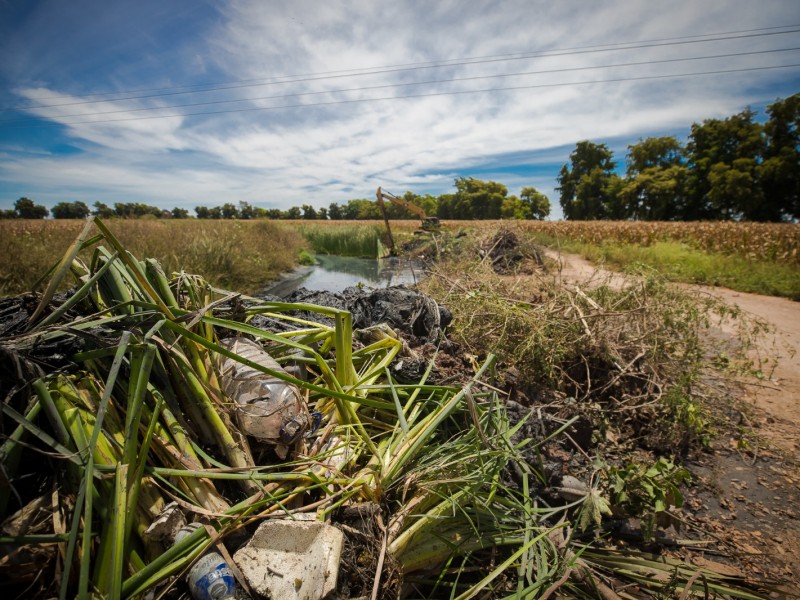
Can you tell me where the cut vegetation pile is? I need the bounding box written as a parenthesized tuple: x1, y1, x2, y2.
(0, 219, 782, 598)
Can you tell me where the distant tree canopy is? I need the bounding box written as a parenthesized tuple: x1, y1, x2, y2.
(558, 93, 799, 221)
(0, 197, 50, 219)
(52, 201, 91, 219)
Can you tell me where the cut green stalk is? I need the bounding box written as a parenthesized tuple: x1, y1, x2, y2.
(0, 399, 41, 515)
(28, 216, 96, 324)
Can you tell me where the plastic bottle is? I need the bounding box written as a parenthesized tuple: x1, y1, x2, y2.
(174, 524, 237, 600)
(216, 337, 308, 457)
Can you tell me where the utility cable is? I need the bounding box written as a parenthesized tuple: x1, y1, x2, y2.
(3, 46, 797, 124)
(2, 63, 796, 130)
(4, 26, 799, 111)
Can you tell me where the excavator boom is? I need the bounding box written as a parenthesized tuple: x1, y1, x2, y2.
(375, 187, 440, 231)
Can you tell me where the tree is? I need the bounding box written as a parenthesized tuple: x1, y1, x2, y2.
(685, 109, 764, 220)
(195, 206, 211, 219)
(519, 187, 551, 219)
(14, 197, 49, 219)
(622, 137, 688, 220)
(317, 207, 328, 220)
(557, 141, 618, 220)
(52, 201, 90, 219)
(285, 206, 301, 219)
(301, 204, 318, 220)
(328, 203, 343, 220)
(221, 203, 239, 219)
(452, 177, 507, 219)
(626, 136, 683, 174)
(239, 202, 257, 220)
(93, 202, 115, 218)
(758, 93, 800, 221)
(171, 207, 190, 219)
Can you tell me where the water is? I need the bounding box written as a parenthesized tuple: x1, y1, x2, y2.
(264, 254, 423, 296)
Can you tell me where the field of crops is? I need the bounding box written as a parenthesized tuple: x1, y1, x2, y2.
(510, 220, 800, 265)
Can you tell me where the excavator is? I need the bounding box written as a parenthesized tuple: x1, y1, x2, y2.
(376, 187, 441, 256)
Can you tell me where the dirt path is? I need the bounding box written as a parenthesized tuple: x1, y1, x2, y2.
(547, 250, 800, 454)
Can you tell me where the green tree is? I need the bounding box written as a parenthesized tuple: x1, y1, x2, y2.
(301, 204, 318, 220)
(221, 203, 239, 219)
(195, 206, 210, 219)
(328, 202, 343, 220)
(758, 93, 800, 221)
(622, 137, 688, 220)
(52, 201, 91, 219)
(685, 109, 764, 220)
(93, 202, 115, 218)
(285, 206, 302, 219)
(14, 197, 49, 219)
(452, 177, 507, 219)
(557, 141, 618, 220)
(238, 202, 257, 220)
(519, 187, 551, 219)
(171, 207, 190, 219)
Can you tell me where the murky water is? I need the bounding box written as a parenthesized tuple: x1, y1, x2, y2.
(264, 255, 424, 296)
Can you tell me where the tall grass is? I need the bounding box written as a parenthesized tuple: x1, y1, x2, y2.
(0, 219, 308, 296)
(297, 221, 383, 257)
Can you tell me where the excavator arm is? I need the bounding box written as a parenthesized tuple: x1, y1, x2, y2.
(376, 187, 440, 230)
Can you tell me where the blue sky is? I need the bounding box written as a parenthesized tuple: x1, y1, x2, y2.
(1, 0, 798, 219)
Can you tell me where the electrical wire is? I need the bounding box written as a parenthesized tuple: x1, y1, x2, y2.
(4, 25, 799, 111)
(3, 62, 796, 130)
(3, 46, 797, 124)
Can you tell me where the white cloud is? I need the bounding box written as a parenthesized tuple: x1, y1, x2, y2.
(1, 0, 798, 216)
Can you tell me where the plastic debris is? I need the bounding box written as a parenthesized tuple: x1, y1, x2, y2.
(216, 337, 308, 458)
(233, 519, 344, 600)
(174, 524, 237, 600)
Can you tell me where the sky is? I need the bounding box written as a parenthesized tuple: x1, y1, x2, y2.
(0, 0, 798, 219)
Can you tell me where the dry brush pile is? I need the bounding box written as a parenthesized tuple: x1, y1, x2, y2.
(0, 219, 778, 599)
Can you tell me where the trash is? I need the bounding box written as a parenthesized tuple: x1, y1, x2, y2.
(143, 502, 186, 545)
(216, 337, 308, 458)
(174, 524, 237, 600)
(233, 519, 344, 600)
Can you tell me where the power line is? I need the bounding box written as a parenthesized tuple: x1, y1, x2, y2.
(3, 63, 796, 130)
(5, 26, 800, 112)
(3, 47, 797, 124)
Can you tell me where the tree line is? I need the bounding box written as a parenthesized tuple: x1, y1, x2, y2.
(558, 93, 798, 221)
(1, 179, 551, 222)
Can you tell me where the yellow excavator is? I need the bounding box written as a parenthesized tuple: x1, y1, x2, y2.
(376, 187, 441, 255)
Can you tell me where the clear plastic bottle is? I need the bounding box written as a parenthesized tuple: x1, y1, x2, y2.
(174, 524, 237, 600)
(216, 337, 308, 457)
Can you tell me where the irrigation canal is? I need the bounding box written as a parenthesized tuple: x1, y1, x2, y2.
(263, 254, 424, 296)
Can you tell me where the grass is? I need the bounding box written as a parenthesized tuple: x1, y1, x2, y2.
(297, 221, 384, 258)
(0, 219, 308, 297)
(535, 234, 800, 299)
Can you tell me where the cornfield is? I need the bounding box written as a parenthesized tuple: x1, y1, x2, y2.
(512, 220, 800, 265)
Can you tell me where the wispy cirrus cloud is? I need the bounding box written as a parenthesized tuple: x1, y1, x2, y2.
(0, 0, 798, 217)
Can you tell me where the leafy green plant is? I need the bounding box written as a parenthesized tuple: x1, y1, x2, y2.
(601, 457, 691, 540)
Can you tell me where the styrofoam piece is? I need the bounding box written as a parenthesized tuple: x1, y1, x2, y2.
(233, 519, 344, 600)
